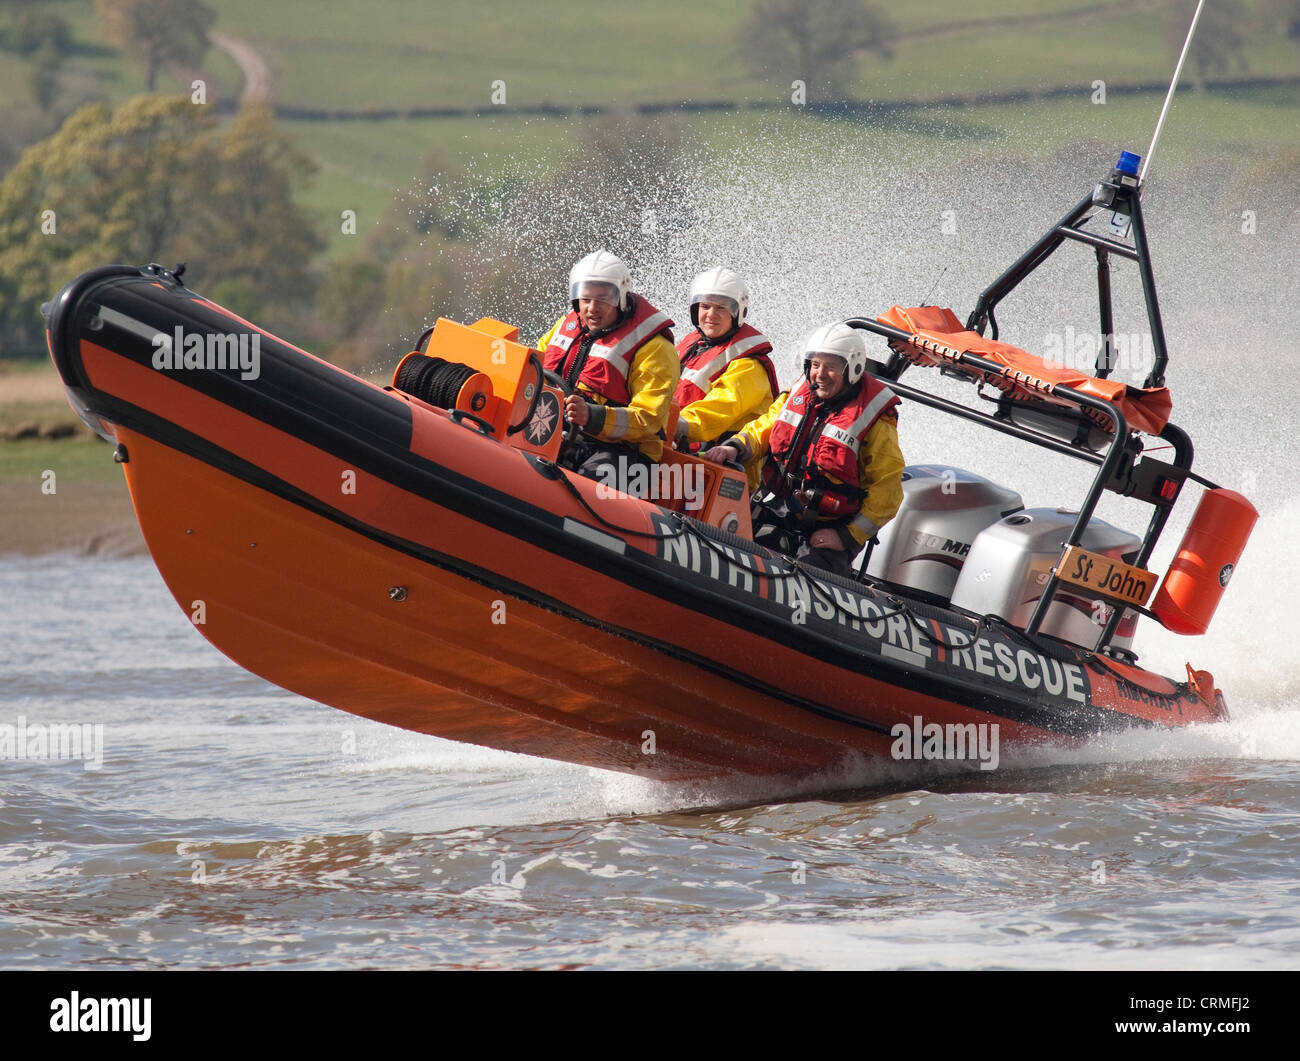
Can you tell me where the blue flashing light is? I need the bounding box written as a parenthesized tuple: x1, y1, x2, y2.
(1116, 150, 1141, 176)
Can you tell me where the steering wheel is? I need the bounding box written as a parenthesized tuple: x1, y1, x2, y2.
(542, 367, 571, 395)
(539, 367, 580, 464)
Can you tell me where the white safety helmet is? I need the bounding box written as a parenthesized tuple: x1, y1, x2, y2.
(569, 249, 632, 312)
(688, 266, 750, 328)
(803, 321, 868, 385)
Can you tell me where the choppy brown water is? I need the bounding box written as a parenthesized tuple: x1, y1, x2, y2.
(2, 553, 1297, 970)
(5, 137, 1298, 972)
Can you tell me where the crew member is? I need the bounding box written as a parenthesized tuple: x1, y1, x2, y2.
(538, 250, 678, 489)
(704, 322, 904, 578)
(673, 266, 778, 488)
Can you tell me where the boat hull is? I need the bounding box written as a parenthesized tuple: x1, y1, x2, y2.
(44, 267, 1225, 781)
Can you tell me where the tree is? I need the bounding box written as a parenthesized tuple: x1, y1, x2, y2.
(1165, 0, 1250, 92)
(737, 0, 895, 102)
(0, 0, 71, 110)
(1259, 0, 1300, 40)
(304, 148, 472, 370)
(183, 104, 324, 330)
(0, 95, 322, 354)
(0, 1, 71, 56)
(94, 0, 214, 92)
(466, 109, 696, 341)
(302, 111, 701, 370)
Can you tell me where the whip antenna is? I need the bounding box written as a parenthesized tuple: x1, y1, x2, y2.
(1141, 0, 1206, 185)
(920, 263, 949, 308)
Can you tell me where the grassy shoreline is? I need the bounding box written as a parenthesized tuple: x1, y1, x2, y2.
(0, 363, 144, 556)
(0, 436, 144, 557)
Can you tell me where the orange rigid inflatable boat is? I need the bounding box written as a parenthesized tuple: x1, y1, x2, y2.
(43, 153, 1256, 782)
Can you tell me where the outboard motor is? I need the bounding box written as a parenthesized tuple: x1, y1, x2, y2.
(867, 466, 1023, 602)
(951, 508, 1142, 651)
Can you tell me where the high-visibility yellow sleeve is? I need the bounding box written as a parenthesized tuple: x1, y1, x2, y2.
(843, 414, 905, 544)
(731, 390, 788, 463)
(536, 316, 564, 352)
(581, 332, 679, 461)
(679, 358, 776, 446)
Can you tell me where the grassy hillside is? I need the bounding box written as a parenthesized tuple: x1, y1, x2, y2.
(9, 2, 1297, 127)
(27, 0, 1293, 111)
(283, 84, 1300, 259)
(1, 0, 1295, 330)
(7, 4, 1296, 160)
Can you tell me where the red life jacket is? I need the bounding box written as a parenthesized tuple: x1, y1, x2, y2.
(673, 325, 779, 408)
(543, 295, 673, 405)
(765, 375, 900, 517)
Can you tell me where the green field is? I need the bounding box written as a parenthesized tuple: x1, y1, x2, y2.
(2, 0, 1297, 315)
(27, 0, 1294, 111)
(0, 435, 117, 484)
(9, 3, 1297, 136)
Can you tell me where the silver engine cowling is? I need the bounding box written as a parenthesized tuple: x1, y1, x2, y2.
(867, 465, 1024, 601)
(950, 508, 1141, 651)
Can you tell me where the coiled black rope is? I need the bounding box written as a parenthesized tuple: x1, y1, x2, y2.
(395, 354, 478, 410)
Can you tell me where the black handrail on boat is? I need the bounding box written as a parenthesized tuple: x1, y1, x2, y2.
(964, 166, 1169, 389)
(843, 160, 1193, 658)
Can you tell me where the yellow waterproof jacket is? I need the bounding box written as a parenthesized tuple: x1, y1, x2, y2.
(538, 316, 680, 461)
(734, 391, 905, 545)
(678, 356, 775, 443)
(678, 357, 775, 489)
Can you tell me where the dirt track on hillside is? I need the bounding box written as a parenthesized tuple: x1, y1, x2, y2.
(210, 32, 271, 105)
